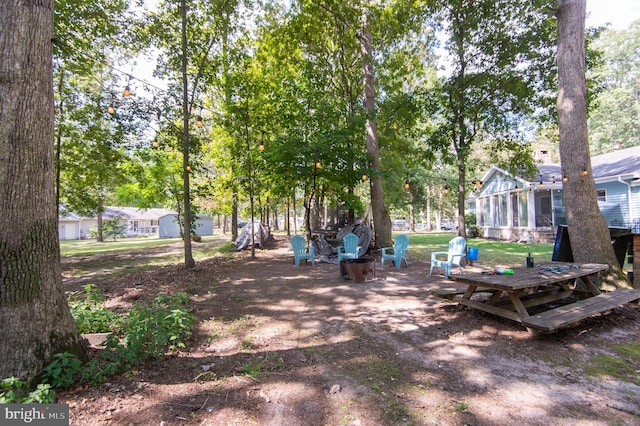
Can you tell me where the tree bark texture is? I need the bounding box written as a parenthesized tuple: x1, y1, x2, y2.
(0, 0, 87, 381)
(556, 0, 631, 289)
(180, 0, 195, 268)
(360, 15, 391, 248)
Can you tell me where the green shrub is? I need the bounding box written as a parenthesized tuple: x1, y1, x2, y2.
(102, 292, 194, 368)
(465, 214, 482, 238)
(68, 284, 122, 333)
(0, 377, 55, 403)
(2, 291, 195, 396)
(41, 352, 82, 390)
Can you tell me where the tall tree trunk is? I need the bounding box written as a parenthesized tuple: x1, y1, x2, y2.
(0, 0, 87, 381)
(359, 13, 391, 248)
(456, 153, 467, 238)
(232, 195, 238, 241)
(180, 0, 195, 269)
(556, 0, 630, 289)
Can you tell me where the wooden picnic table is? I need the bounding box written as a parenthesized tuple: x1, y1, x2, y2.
(450, 262, 640, 332)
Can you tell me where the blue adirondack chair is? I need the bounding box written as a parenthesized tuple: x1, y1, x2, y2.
(290, 235, 315, 267)
(430, 236, 466, 278)
(380, 234, 409, 269)
(337, 233, 360, 262)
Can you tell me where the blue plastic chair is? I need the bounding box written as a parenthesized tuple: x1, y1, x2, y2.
(380, 234, 409, 269)
(429, 236, 466, 278)
(290, 235, 315, 267)
(337, 233, 360, 262)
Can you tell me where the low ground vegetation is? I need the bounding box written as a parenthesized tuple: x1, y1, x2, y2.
(3, 234, 639, 425)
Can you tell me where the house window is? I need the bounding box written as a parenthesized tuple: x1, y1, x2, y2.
(519, 192, 528, 227)
(151, 220, 158, 226)
(596, 189, 606, 202)
(511, 193, 519, 227)
(498, 193, 508, 226)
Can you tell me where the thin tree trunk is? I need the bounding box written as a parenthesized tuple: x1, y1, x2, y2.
(0, 0, 87, 381)
(556, 0, 630, 289)
(180, 0, 195, 268)
(232, 195, 238, 241)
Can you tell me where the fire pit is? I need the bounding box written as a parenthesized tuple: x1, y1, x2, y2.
(340, 258, 376, 283)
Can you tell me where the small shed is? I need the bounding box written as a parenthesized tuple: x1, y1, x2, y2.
(158, 214, 214, 238)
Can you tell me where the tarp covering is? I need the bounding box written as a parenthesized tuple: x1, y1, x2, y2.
(235, 222, 271, 250)
(336, 222, 373, 257)
(312, 222, 373, 263)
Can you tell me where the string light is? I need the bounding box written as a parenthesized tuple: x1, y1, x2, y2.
(404, 180, 410, 190)
(562, 175, 568, 183)
(123, 75, 131, 97)
(107, 104, 115, 114)
(362, 173, 367, 181)
(581, 167, 588, 177)
(152, 138, 159, 147)
(315, 161, 321, 169)
(196, 106, 203, 128)
(258, 142, 264, 152)
(443, 186, 450, 195)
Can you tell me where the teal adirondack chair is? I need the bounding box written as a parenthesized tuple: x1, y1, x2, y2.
(290, 235, 315, 267)
(430, 236, 466, 278)
(380, 234, 409, 269)
(337, 233, 360, 262)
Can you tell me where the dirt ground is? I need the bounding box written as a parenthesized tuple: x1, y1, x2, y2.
(58, 234, 640, 426)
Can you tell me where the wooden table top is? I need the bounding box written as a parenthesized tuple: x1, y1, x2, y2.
(450, 262, 609, 291)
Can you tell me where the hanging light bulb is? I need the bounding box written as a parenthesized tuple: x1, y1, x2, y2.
(581, 168, 588, 177)
(404, 181, 410, 190)
(107, 104, 115, 114)
(315, 161, 321, 169)
(562, 175, 569, 183)
(258, 142, 264, 152)
(152, 138, 159, 148)
(123, 86, 130, 97)
(443, 186, 450, 195)
(362, 173, 367, 181)
(196, 106, 203, 128)
(186, 165, 191, 171)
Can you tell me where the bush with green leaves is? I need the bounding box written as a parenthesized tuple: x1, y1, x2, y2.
(41, 352, 83, 390)
(465, 213, 482, 238)
(0, 377, 55, 403)
(68, 284, 122, 333)
(103, 292, 194, 367)
(0, 290, 196, 396)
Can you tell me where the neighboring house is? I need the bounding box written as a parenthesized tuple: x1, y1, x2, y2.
(468, 146, 640, 243)
(57, 206, 214, 240)
(58, 209, 85, 240)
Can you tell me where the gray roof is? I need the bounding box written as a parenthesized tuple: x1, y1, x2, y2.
(591, 146, 640, 179)
(523, 145, 640, 183)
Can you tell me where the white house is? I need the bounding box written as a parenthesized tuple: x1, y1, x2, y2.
(469, 146, 640, 243)
(58, 206, 214, 240)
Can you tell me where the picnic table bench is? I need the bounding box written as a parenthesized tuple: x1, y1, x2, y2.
(522, 289, 640, 332)
(449, 262, 640, 333)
